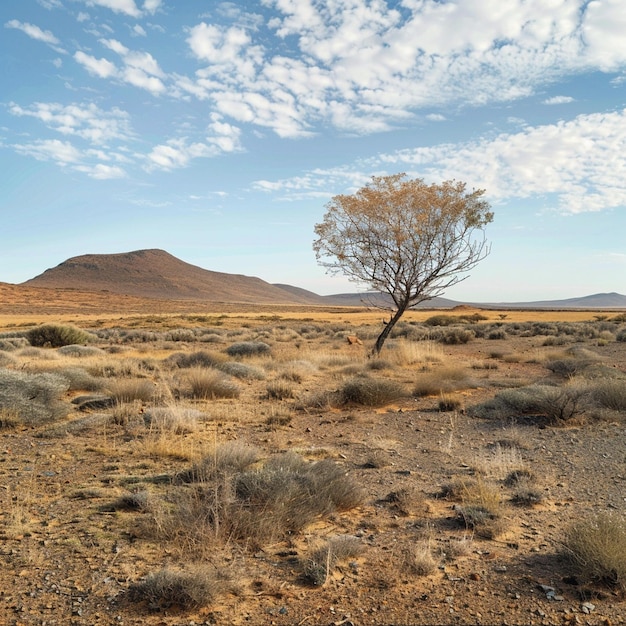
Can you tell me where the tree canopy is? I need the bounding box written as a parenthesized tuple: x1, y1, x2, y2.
(313, 174, 493, 354)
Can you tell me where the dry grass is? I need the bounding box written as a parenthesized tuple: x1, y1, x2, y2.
(301, 535, 362, 585)
(564, 512, 626, 591)
(186, 368, 241, 399)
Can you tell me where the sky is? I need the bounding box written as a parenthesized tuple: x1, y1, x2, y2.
(1, 0, 626, 302)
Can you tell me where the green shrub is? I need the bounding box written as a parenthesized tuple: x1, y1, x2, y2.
(340, 375, 405, 407)
(0, 368, 69, 425)
(26, 324, 95, 348)
(225, 341, 270, 358)
(564, 512, 626, 591)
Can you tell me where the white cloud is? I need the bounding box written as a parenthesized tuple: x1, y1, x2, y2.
(13, 139, 82, 165)
(543, 96, 575, 105)
(143, 0, 162, 14)
(426, 113, 446, 122)
(100, 38, 129, 56)
(172, 0, 626, 138)
(145, 139, 218, 171)
(82, 0, 142, 18)
(254, 109, 626, 214)
(74, 163, 127, 178)
(77, 12, 90, 23)
(122, 66, 165, 94)
(9, 102, 133, 145)
(133, 24, 147, 36)
(5, 19, 60, 45)
(74, 50, 118, 78)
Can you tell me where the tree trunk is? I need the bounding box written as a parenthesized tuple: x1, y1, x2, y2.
(371, 303, 408, 356)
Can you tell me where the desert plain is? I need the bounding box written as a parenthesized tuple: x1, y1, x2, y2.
(1, 289, 626, 626)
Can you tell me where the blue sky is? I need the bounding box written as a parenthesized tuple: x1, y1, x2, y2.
(1, 0, 625, 302)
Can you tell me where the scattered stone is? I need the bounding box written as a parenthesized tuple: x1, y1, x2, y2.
(581, 602, 596, 614)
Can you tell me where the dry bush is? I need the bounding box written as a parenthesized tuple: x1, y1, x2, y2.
(264, 380, 296, 400)
(473, 443, 526, 480)
(454, 478, 505, 539)
(564, 512, 626, 591)
(107, 379, 156, 404)
(470, 383, 589, 424)
(225, 341, 270, 358)
(218, 361, 266, 380)
(128, 566, 235, 610)
(57, 344, 104, 357)
(164, 350, 226, 369)
(160, 451, 363, 553)
(0, 368, 69, 425)
(179, 441, 260, 483)
(389, 340, 444, 366)
(0, 408, 20, 429)
(144, 406, 204, 434)
(301, 535, 362, 585)
(0, 352, 17, 368)
(339, 375, 405, 407)
(403, 539, 439, 576)
(438, 393, 463, 412)
(56, 367, 104, 392)
(589, 379, 626, 412)
(265, 410, 293, 428)
(413, 366, 475, 397)
(186, 369, 240, 400)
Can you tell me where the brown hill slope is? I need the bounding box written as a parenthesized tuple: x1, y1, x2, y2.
(22, 249, 314, 304)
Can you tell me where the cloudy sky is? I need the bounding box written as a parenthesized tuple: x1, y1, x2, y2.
(2, 0, 626, 302)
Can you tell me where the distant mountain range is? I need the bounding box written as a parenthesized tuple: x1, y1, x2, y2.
(17, 249, 626, 309)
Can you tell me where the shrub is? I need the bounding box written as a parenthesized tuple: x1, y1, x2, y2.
(225, 341, 270, 358)
(179, 441, 260, 483)
(402, 540, 439, 577)
(439, 328, 474, 345)
(26, 324, 95, 348)
(564, 512, 626, 591)
(186, 369, 240, 399)
(413, 367, 475, 397)
(616, 329, 626, 343)
(590, 380, 626, 412)
(438, 394, 463, 412)
(264, 380, 296, 400)
(57, 344, 104, 357)
(144, 406, 205, 434)
(0, 368, 69, 425)
(162, 452, 363, 552)
(487, 329, 507, 340)
(470, 384, 589, 424)
(128, 567, 234, 610)
(218, 361, 266, 380)
(0, 337, 29, 351)
(0, 352, 17, 368)
(57, 367, 104, 392)
(339, 376, 405, 407)
(164, 350, 225, 369)
(107, 379, 156, 404)
(301, 536, 362, 585)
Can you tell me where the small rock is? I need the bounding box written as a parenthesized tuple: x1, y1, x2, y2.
(581, 602, 595, 614)
(494, 565, 507, 572)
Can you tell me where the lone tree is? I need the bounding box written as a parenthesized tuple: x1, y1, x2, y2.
(313, 174, 493, 355)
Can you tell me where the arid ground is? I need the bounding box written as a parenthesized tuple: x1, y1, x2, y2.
(1, 297, 625, 626)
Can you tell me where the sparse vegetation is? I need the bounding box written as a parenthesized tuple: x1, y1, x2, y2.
(564, 512, 626, 592)
(2, 309, 626, 623)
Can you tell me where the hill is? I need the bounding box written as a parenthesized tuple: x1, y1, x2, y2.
(22, 249, 314, 305)
(484, 292, 626, 309)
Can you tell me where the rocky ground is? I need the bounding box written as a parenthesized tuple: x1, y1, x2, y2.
(0, 312, 625, 626)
